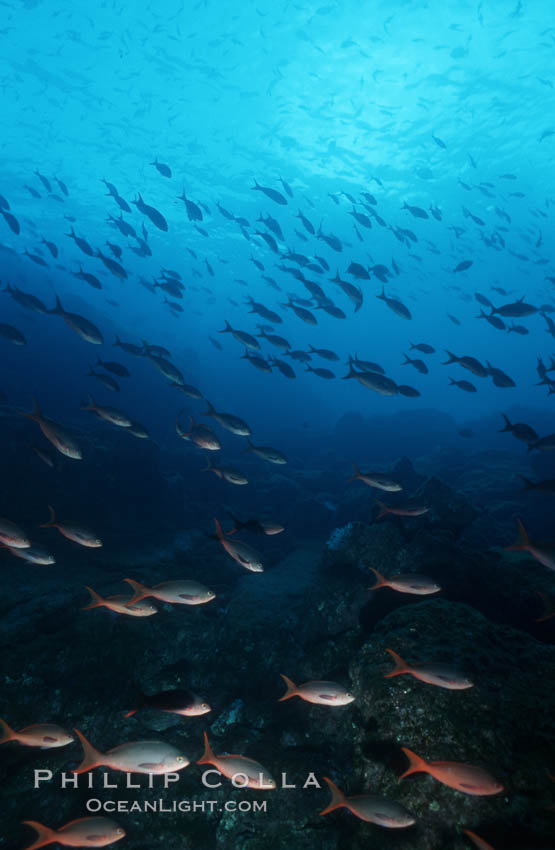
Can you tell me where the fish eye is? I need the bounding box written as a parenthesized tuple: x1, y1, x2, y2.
(116, 829, 124, 835)
(176, 755, 185, 762)
(201, 703, 209, 709)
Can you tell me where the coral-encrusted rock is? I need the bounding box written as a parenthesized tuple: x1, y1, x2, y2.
(344, 599, 555, 850)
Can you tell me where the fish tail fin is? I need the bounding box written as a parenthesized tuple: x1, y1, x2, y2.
(73, 727, 103, 773)
(241, 438, 254, 454)
(219, 320, 232, 333)
(203, 400, 215, 415)
(442, 350, 457, 364)
(40, 505, 56, 528)
(402, 353, 411, 364)
(319, 777, 347, 816)
(384, 649, 409, 678)
(197, 731, 215, 765)
(48, 295, 63, 315)
(368, 567, 386, 589)
(123, 578, 149, 605)
(375, 499, 390, 519)
(278, 674, 298, 701)
(0, 717, 16, 743)
(498, 413, 511, 432)
(448, 377, 456, 385)
(399, 746, 428, 779)
(21, 821, 55, 850)
(518, 475, 533, 490)
(123, 709, 138, 718)
(201, 457, 213, 473)
(224, 511, 240, 534)
(82, 586, 105, 610)
(213, 518, 224, 541)
(347, 462, 360, 482)
(409, 342, 416, 350)
(506, 518, 530, 551)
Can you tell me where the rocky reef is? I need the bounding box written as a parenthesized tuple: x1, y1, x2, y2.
(1, 418, 555, 850)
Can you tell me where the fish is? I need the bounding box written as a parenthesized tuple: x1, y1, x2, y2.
(369, 568, 440, 595)
(278, 675, 355, 705)
(176, 415, 221, 451)
(243, 439, 287, 464)
(528, 433, 555, 452)
(178, 190, 203, 221)
(21, 817, 125, 850)
(1, 210, 20, 234)
(0, 323, 26, 345)
(124, 578, 215, 606)
(0, 718, 73, 748)
(409, 342, 435, 353)
(343, 364, 398, 396)
(308, 345, 340, 361)
(449, 378, 476, 392)
(214, 518, 263, 572)
(83, 586, 157, 617)
(319, 777, 415, 827)
(132, 194, 168, 231)
(0, 518, 31, 549)
(225, 513, 284, 536)
(96, 358, 130, 378)
(41, 506, 102, 548)
(124, 689, 211, 719)
(4, 544, 55, 565)
(462, 829, 495, 850)
(498, 414, 537, 444)
(19, 399, 82, 459)
(403, 202, 428, 219)
(41, 238, 58, 258)
(219, 320, 260, 350)
(81, 396, 132, 428)
(65, 227, 94, 256)
(49, 296, 103, 344)
(505, 518, 555, 571)
(492, 298, 538, 317)
(398, 385, 421, 397)
(3, 283, 47, 313)
(197, 731, 276, 788)
(518, 476, 555, 493)
(453, 260, 473, 273)
(443, 351, 487, 377)
(74, 267, 102, 290)
(203, 458, 249, 485)
(151, 158, 172, 177)
(376, 286, 411, 319)
(384, 650, 473, 689)
(348, 464, 402, 492)
(252, 180, 287, 205)
(296, 210, 314, 234)
(399, 747, 503, 795)
(202, 400, 251, 436)
(114, 337, 144, 356)
(147, 353, 185, 385)
(96, 249, 127, 279)
(72, 728, 189, 774)
(87, 368, 120, 392)
(375, 500, 429, 518)
(402, 354, 428, 374)
(306, 365, 335, 379)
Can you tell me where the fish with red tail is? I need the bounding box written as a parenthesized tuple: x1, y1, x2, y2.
(399, 747, 503, 795)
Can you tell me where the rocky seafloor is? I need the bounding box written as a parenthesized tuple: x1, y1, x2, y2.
(1, 413, 555, 850)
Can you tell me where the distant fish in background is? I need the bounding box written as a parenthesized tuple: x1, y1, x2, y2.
(462, 829, 496, 850)
(151, 158, 172, 177)
(124, 689, 211, 718)
(369, 567, 440, 595)
(505, 518, 555, 571)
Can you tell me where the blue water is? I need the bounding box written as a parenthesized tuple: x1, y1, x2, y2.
(1, 0, 554, 441)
